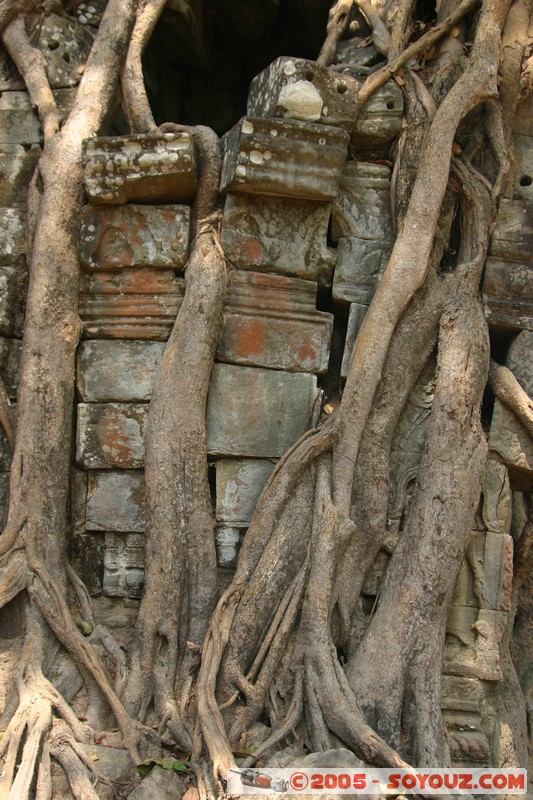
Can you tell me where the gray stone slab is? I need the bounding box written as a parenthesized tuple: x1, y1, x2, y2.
(82, 132, 197, 205)
(332, 235, 391, 304)
(79, 269, 185, 340)
(0, 89, 76, 145)
(331, 161, 393, 241)
(220, 193, 335, 284)
(441, 675, 484, 712)
(0, 208, 24, 264)
(80, 204, 190, 270)
(0, 145, 40, 206)
(31, 13, 91, 88)
(128, 766, 186, 800)
(215, 525, 242, 568)
(482, 258, 533, 332)
(0, 264, 26, 337)
(76, 403, 148, 469)
(103, 532, 144, 599)
(70, 532, 105, 596)
(218, 270, 333, 373)
(86, 470, 145, 533)
(77, 340, 164, 402)
(334, 68, 403, 147)
(215, 458, 276, 525)
(0, 337, 21, 400)
(206, 364, 318, 457)
(490, 199, 533, 264)
(513, 134, 533, 203)
(220, 116, 349, 200)
(506, 330, 533, 397)
(247, 57, 359, 130)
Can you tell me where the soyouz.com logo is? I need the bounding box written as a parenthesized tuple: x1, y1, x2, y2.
(227, 767, 528, 795)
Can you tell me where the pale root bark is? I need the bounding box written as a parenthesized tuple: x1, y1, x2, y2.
(490, 361, 533, 438)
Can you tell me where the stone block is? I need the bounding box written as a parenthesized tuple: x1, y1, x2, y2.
(82, 132, 197, 205)
(103, 532, 144, 599)
(77, 340, 164, 402)
(70, 532, 105, 596)
(490, 199, 533, 264)
(512, 93, 533, 136)
(331, 161, 392, 241)
(341, 302, 367, 377)
(206, 364, 318, 457)
(0, 421, 12, 472)
(0, 264, 26, 337)
(488, 398, 533, 491)
(506, 330, 533, 397)
(220, 193, 335, 284)
(513, 134, 533, 203)
(220, 117, 349, 200)
(86, 471, 145, 533)
(128, 765, 186, 800)
(76, 403, 148, 469)
(79, 204, 190, 270)
(215, 458, 276, 525)
(247, 57, 359, 130)
(482, 258, 533, 332)
(215, 525, 242, 568)
(31, 13, 91, 88)
(441, 675, 484, 713)
(445, 605, 507, 681)
(0, 145, 40, 205)
(0, 337, 21, 400)
(452, 532, 513, 612)
(448, 730, 491, 766)
(0, 208, 24, 264)
(0, 89, 76, 145)
(79, 269, 185, 340)
(218, 271, 333, 373)
(334, 68, 403, 147)
(332, 235, 391, 304)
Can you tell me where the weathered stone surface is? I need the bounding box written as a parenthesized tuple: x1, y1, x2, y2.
(513, 134, 533, 203)
(30, 13, 91, 88)
(0, 337, 21, 400)
(215, 458, 276, 525)
(0, 145, 40, 205)
(490, 199, 533, 264)
(215, 525, 242, 568)
(76, 403, 148, 469)
(341, 302, 367, 377)
(512, 92, 533, 136)
(0, 472, 8, 527)
(220, 193, 335, 283)
(453, 532, 513, 612)
(218, 271, 333, 372)
(77, 340, 164, 402)
(441, 675, 484, 712)
(79, 269, 185, 340)
(332, 235, 391, 305)
(220, 117, 349, 200)
(103, 532, 145, 599)
(247, 57, 359, 130)
(86, 471, 145, 533)
(480, 457, 511, 535)
(506, 330, 533, 396)
(206, 364, 318, 457)
(445, 605, 507, 681)
(80, 204, 190, 270)
(0, 89, 76, 145)
(0, 208, 24, 263)
(488, 398, 533, 491)
(448, 730, 491, 766)
(70, 532, 105, 596)
(332, 161, 392, 241)
(335, 68, 403, 147)
(82, 132, 197, 205)
(0, 421, 11, 472)
(299, 749, 365, 768)
(482, 258, 533, 332)
(0, 265, 26, 337)
(128, 765, 187, 800)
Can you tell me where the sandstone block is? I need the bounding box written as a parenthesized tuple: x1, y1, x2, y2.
(0, 208, 24, 263)
(490, 199, 533, 264)
(0, 89, 76, 146)
(334, 68, 403, 147)
(32, 14, 91, 88)
(76, 403, 148, 469)
(218, 270, 333, 373)
(215, 525, 242, 568)
(215, 458, 276, 525)
(82, 132, 197, 205)
(513, 134, 533, 203)
(0, 145, 40, 205)
(332, 235, 391, 304)
(70, 532, 105, 596)
(0, 337, 21, 400)
(103, 532, 144, 599)
(331, 161, 392, 241)
(488, 398, 533, 491)
(247, 57, 359, 130)
(0, 265, 26, 337)
(220, 193, 335, 283)
(77, 340, 164, 402)
(220, 116, 349, 200)
(206, 364, 318, 457)
(79, 269, 184, 340)
(452, 532, 513, 612)
(482, 258, 533, 332)
(445, 605, 507, 681)
(86, 470, 145, 533)
(80, 204, 190, 270)
(441, 675, 484, 712)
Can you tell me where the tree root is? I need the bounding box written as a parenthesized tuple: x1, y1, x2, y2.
(489, 361, 533, 439)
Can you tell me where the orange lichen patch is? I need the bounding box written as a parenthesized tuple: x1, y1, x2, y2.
(231, 319, 265, 357)
(294, 339, 318, 366)
(243, 237, 264, 263)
